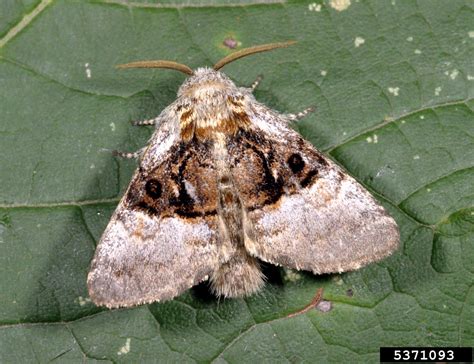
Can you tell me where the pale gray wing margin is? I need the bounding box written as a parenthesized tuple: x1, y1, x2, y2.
(88, 209, 219, 308)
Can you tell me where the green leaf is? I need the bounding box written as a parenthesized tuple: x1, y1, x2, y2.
(1, 0, 473, 362)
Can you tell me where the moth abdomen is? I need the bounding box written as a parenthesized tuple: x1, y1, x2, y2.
(210, 252, 265, 298)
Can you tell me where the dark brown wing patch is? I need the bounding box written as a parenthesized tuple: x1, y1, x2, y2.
(227, 129, 329, 211)
(125, 139, 218, 218)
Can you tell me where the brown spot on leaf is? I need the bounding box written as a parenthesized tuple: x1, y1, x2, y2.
(223, 38, 238, 49)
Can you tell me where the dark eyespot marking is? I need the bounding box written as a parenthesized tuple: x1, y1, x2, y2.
(145, 179, 162, 199)
(287, 153, 305, 173)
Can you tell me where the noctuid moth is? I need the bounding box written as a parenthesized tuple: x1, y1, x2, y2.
(87, 41, 399, 308)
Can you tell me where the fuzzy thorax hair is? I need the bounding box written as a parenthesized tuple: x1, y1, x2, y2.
(177, 67, 237, 98)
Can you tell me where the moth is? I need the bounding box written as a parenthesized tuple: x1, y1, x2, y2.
(88, 41, 399, 308)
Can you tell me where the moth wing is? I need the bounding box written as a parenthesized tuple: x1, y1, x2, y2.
(88, 113, 220, 308)
(231, 106, 399, 274)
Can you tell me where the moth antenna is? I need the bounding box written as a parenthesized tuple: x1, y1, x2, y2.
(213, 41, 297, 71)
(116, 60, 194, 76)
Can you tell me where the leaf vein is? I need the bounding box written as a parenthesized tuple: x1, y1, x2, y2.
(326, 99, 472, 153)
(0, 0, 54, 48)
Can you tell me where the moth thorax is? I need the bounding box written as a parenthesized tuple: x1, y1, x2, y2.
(179, 92, 250, 140)
(183, 82, 227, 99)
(178, 67, 234, 97)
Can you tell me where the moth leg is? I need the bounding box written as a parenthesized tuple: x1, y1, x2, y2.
(284, 107, 315, 122)
(248, 75, 263, 92)
(112, 147, 146, 159)
(131, 116, 159, 126)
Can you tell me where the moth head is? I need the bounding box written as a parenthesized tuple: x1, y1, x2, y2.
(116, 41, 296, 96)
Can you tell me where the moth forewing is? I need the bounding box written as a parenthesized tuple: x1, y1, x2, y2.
(87, 117, 221, 308)
(226, 102, 399, 274)
(87, 43, 399, 308)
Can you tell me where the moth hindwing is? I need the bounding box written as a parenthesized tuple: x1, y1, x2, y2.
(88, 43, 399, 308)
